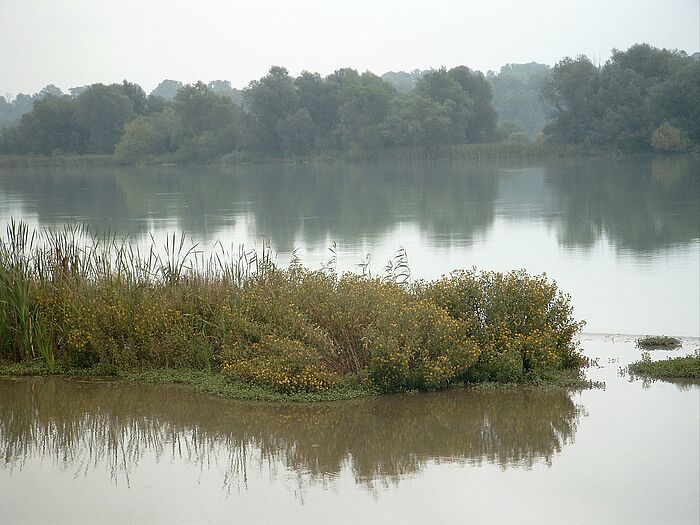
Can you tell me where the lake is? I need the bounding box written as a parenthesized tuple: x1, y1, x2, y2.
(0, 336, 698, 524)
(0, 156, 698, 523)
(0, 156, 697, 336)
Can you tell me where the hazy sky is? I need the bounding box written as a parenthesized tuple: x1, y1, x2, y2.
(1, 0, 697, 96)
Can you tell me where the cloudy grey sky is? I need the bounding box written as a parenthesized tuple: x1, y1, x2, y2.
(1, 0, 697, 96)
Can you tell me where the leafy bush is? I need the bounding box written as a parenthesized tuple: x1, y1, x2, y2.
(222, 336, 337, 393)
(367, 300, 479, 392)
(417, 269, 585, 381)
(636, 335, 682, 349)
(0, 225, 585, 395)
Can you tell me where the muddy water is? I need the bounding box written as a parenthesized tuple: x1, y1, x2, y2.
(0, 336, 698, 524)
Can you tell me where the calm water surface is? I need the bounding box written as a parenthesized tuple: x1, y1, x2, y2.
(0, 156, 697, 335)
(0, 337, 698, 524)
(0, 157, 698, 523)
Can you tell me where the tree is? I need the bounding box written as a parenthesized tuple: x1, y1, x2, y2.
(35, 84, 64, 99)
(118, 80, 148, 115)
(207, 80, 245, 106)
(174, 82, 236, 137)
(414, 68, 473, 140)
(68, 86, 88, 97)
(381, 70, 424, 93)
(488, 63, 553, 136)
(651, 123, 693, 152)
(385, 91, 460, 153)
(543, 45, 697, 152)
(151, 79, 183, 101)
(334, 70, 396, 151)
(543, 55, 601, 144)
(653, 61, 700, 143)
(245, 66, 300, 152)
(76, 84, 135, 153)
(295, 71, 340, 137)
(115, 118, 165, 162)
(0, 93, 34, 130)
(448, 66, 497, 142)
(1, 95, 84, 155)
(277, 108, 316, 155)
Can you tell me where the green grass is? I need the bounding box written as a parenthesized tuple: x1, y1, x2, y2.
(629, 353, 700, 379)
(636, 335, 682, 349)
(0, 360, 596, 403)
(0, 361, 375, 402)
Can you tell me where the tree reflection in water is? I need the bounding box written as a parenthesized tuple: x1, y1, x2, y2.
(0, 378, 582, 492)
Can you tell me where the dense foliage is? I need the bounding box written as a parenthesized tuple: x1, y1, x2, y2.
(1, 44, 697, 160)
(0, 67, 496, 161)
(0, 224, 585, 395)
(636, 335, 682, 349)
(543, 44, 699, 152)
(487, 63, 554, 137)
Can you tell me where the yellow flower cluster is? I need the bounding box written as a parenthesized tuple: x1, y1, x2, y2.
(4, 260, 583, 391)
(222, 335, 338, 393)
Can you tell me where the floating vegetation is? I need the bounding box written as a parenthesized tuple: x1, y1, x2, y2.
(636, 335, 682, 350)
(0, 221, 586, 398)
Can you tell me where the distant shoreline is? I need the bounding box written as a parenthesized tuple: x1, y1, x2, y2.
(1, 144, 692, 169)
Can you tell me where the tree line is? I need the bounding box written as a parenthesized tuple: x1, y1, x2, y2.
(543, 44, 699, 152)
(0, 43, 697, 161)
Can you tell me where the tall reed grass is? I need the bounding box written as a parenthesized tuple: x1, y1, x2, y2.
(0, 221, 585, 394)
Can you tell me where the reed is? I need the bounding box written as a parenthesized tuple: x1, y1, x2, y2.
(0, 221, 586, 395)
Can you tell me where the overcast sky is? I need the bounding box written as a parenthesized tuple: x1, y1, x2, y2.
(1, 0, 697, 96)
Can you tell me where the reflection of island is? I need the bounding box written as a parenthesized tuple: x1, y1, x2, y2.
(0, 378, 581, 489)
(0, 156, 696, 254)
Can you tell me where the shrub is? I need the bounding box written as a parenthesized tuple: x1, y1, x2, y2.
(636, 335, 682, 349)
(367, 300, 480, 392)
(651, 123, 693, 152)
(417, 269, 585, 380)
(221, 336, 338, 393)
(0, 225, 585, 395)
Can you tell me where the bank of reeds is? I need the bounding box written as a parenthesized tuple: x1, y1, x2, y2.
(0, 142, 606, 168)
(0, 154, 115, 168)
(0, 221, 586, 397)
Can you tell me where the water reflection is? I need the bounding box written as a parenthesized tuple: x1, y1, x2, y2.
(0, 157, 696, 253)
(546, 157, 700, 253)
(0, 378, 581, 490)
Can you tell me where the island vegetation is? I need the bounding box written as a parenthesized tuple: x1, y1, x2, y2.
(0, 44, 697, 165)
(629, 352, 700, 379)
(636, 335, 682, 349)
(0, 222, 587, 401)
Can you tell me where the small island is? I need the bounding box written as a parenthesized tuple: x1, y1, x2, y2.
(0, 223, 587, 402)
(629, 353, 700, 379)
(636, 335, 682, 349)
